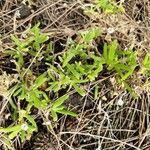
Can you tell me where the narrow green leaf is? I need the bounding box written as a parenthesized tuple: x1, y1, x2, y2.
(115, 63, 130, 71)
(143, 53, 150, 67)
(27, 125, 37, 133)
(67, 64, 81, 79)
(53, 105, 65, 111)
(103, 43, 108, 61)
(73, 84, 86, 96)
(46, 42, 53, 53)
(19, 86, 26, 100)
(61, 76, 71, 85)
(13, 86, 22, 97)
(51, 110, 58, 121)
(25, 114, 37, 128)
(30, 22, 40, 35)
(20, 130, 26, 142)
(9, 98, 17, 110)
(8, 130, 20, 139)
(11, 35, 22, 47)
(81, 28, 101, 43)
(121, 66, 136, 81)
(108, 40, 118, 62)
(41, 91, 49, 102)
(46, 82, 58, 91)
(76, 62, 85, 74)
(56, 109, 78, 117)
(0, 125, 21, 133)
(63, 52, 74, 67)
(52, 94, 69, 109)
(29, 91, 41, 108)
(32, 73, 48, 90)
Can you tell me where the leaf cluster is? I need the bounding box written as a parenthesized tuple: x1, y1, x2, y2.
(95, 0, 125, 13)
(84, 0, 124, 16)
(1, 24, 148, 144)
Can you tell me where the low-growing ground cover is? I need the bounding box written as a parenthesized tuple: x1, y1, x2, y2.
(0, 0, 150, 150)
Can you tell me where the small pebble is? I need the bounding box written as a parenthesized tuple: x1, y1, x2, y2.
(107, 27, 115, 34)
(117, 98, 124, 106)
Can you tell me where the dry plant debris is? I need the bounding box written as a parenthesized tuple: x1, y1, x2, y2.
(0, 0, 150, 150)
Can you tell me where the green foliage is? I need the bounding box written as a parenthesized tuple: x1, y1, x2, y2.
(0, 70, 76, 141)
(0, 24, 76, 142)
(51, 94, 77, 121)
(0, 110, 37, 142)
(140, 53, 150, 76)
(84, 0, 124, 16)
(13, 73, 49, 108)
(80, 28, 101, 43)
(95, 0, 124, 13)
(1, 24, 146, 144)
(5, 23, 50, 71)
(0, 72, 48, 142)
(103, 40, 137, 81)
(46, 27, 103, 96)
